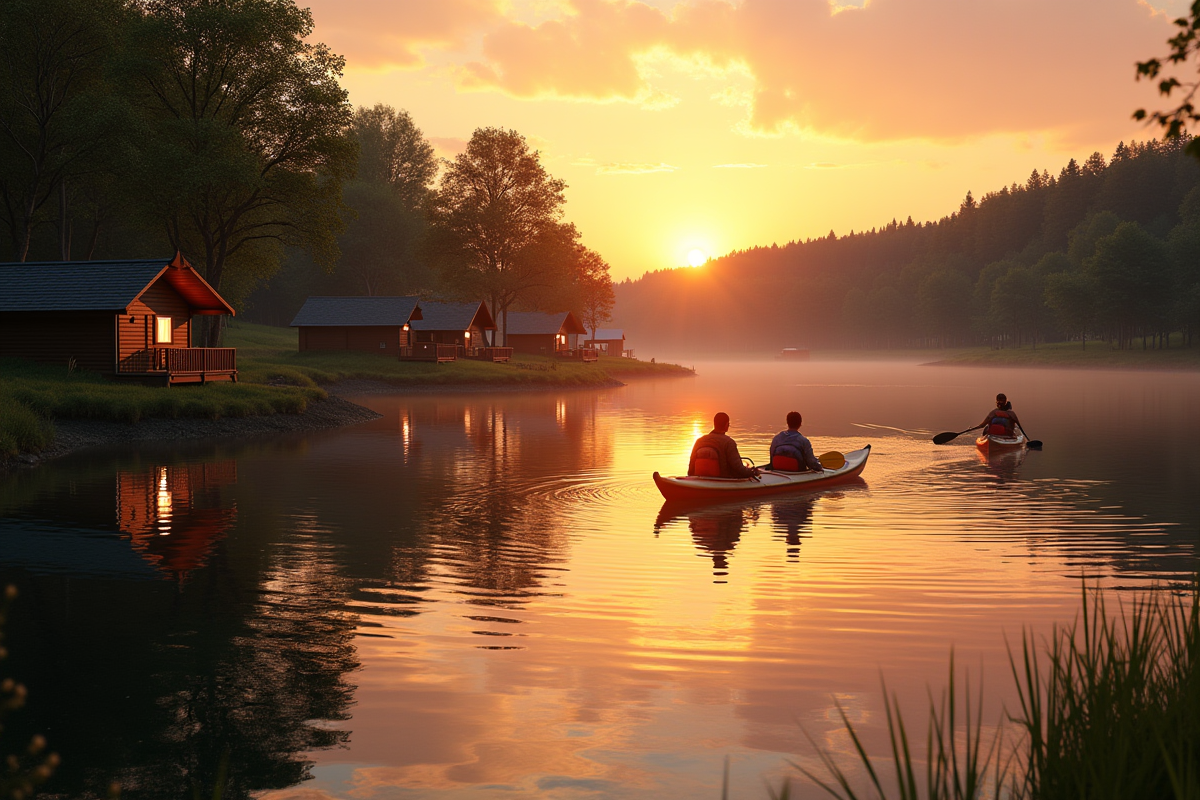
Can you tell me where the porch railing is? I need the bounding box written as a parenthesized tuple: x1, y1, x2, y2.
(467, 346, 513, 362)
(399, 342, 458, 362)
(118, 348, 236, 375)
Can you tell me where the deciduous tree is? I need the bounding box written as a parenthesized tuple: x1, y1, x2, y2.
(427, 127, 570, 342)
(124, 0, 356, 344)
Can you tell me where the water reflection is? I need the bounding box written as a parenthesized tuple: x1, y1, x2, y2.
(117, 460, 237, 580)
(0, 364, 1195, 800)
(0, 449, 357, 799)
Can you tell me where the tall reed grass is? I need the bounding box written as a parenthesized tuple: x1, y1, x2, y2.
(0, 396, 53, 457)
(798, 584, 1200, 800)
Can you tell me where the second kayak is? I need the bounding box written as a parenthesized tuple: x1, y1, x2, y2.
(976, 431, 1026, 453)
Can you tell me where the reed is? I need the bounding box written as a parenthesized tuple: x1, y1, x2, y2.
(799, 583, 1200, 800)
(0, 397, 53, 457)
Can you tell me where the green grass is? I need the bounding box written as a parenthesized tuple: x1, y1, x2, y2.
(797, 583, 1200, 800)
(0, 397, 53, 458)
(923, 339, 1200, 370)
(0, 358, 322, 428)
(225, 320, 695, 388)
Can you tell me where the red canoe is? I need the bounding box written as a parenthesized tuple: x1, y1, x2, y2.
(652, 445, 871, 503)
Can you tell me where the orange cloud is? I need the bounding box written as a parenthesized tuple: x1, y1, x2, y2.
(310, 0, 1175, 142)
(305, 0, 505, 69)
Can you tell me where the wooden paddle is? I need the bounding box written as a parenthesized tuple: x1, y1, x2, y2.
(1017, 423, 1043, 449)
(932, 425, 983, 445)
(818, 451, 846, 470)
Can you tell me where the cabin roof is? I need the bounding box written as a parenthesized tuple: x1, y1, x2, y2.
(410, 301, 496, 332)
(505, 311, 586, 336)
(588, 328, 624, 340)
(289, 296, 423, 327)
(0, 254, 235, 315)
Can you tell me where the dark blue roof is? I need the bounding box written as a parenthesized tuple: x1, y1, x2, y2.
(0, 258, 174, 311)
(290, 296, 422, 327)
(410, 301, 495, 332)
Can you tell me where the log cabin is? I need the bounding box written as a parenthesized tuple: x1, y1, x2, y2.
(584, 328, 628, 357)
(409, 301, 511, 362)
(0, 253, 237, 385)
(504, 311, 595, 360)
(290, 296, 423, 355)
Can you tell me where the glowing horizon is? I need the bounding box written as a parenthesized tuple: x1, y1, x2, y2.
(306, 0, 1187, 281)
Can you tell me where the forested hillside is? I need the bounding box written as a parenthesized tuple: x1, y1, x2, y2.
(613, 139, 1200, 354)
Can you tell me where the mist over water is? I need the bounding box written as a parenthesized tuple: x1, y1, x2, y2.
(1, 360, 1196, 799)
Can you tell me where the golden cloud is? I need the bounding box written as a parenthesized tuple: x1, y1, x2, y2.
(313, 0, 1175, 142)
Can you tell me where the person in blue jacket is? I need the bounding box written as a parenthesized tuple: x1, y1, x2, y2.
(769, 411, 823, 472)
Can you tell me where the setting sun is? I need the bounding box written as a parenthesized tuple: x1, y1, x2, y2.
(687, 248, 707, 268)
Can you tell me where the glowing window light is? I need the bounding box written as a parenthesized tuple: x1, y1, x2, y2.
(155, 316, 173, 343)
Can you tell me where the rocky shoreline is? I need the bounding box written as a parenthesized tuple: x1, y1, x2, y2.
(325, 377, 625, 395)
(1, 394, 382, 471)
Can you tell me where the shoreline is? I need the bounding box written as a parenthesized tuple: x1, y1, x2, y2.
(1, 374, 645, 472)
(1, 395, 382, 472)
(324, 376, 626, 395)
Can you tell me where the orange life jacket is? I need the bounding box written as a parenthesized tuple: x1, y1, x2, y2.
(693, 446, 721, 477)
(987, 409, 1013, 437)
(771, 454, 801, 471)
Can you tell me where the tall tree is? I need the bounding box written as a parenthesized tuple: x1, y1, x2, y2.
(427, 127, 570, 342)
(331, 105, 437, 296)
(574, 245, 615, 339)
(0, 0, 127, 261)
(353, 105, 437, 210)
(124, 0, 355, 344)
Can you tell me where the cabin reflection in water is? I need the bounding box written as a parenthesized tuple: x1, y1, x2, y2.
(116, 460, 237, 580)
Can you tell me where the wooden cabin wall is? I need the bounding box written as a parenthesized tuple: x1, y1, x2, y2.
(123, 280, 193, 362)
(0, 311, 116, 374)
(298, 326, 407, 352)
(507, 333, 558, 354)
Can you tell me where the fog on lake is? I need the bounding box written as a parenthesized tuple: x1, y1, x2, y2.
(1, 360, 1196, 799)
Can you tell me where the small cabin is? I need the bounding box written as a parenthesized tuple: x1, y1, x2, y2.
(505, 311, 594, 360)
(584, 328, 628, 357)
(0, 254, 237, 384)
(290, 296, 423, 354)
(410, 301, 512, 362)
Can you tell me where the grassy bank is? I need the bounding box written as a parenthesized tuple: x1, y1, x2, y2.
(227, 321, 694, 388)
(798, 583, 1200, 800)
(923, 339, 1200, 370)
(0, 358, 322, 457)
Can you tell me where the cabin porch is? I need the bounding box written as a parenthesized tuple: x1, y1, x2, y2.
(464, 346, 513, 362)
(399, 343, 459, 363)
(117, 347, 238, 385)
(555, 347, 599, 363)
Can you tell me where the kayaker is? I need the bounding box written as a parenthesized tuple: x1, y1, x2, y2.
(769, 411, 823, 472)
(688, 412, 760, 478)
(980, 393, 1021, 437)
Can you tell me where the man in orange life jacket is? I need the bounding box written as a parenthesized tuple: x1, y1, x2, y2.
(980, 393, 1022, 437)
(769, 411, 823, 472)
(688, 412, 760, 478)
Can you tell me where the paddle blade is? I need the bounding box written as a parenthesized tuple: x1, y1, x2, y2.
(1027, 440, 1043, 450)
(818, 451, 846, 470)
(932, 431, 959, 445)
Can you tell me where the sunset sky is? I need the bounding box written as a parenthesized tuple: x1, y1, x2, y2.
(305, 0, 1188, 281)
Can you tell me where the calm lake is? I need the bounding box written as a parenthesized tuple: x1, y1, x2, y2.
(1, 360, 1197, 799)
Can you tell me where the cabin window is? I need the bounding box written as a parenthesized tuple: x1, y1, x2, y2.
(155, 316, 173, 344)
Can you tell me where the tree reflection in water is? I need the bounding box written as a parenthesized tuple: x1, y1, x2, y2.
(0, 448, 358, 800)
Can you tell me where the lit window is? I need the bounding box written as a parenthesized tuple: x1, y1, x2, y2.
(155, 316, 173, 343)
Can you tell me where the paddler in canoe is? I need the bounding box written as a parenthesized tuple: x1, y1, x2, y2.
(931, 393, 1042, 449)
(978, 393, 1021, 439)
(688, 412, 761, 478)
(768, 411, 824, 473)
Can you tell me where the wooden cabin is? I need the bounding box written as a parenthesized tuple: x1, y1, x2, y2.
(0, 253, 237, 384)
(505, 311, 595, 360)
(410, 301, 511, 362)
(290, 296, 423, 354)
(584, 328, 628, 357)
